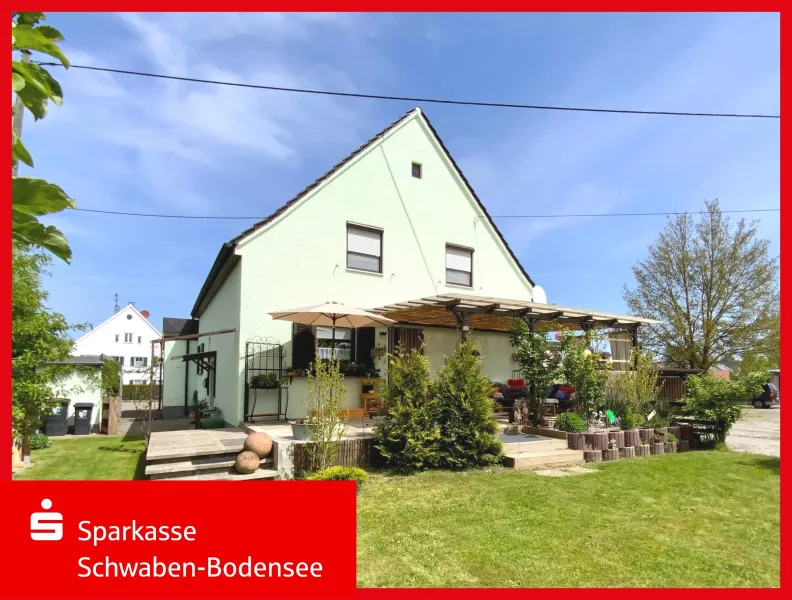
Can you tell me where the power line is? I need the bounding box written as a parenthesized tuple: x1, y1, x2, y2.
(72, 207, 779, 220)
(38, 62, 781, 119)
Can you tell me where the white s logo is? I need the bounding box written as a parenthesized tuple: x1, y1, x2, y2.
(30, 498, 63, 541)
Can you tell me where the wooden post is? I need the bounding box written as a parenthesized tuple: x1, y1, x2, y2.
(665, 441, 677, 454)
(604, 448, 619, 461)
(635, 444, 650, 457)
(624, 429, 640, 448)
(567, 433, 586, 450)
(584, 449, 602, 462)
(650, 442, 664, 455)
(101, 396, 119, 435)
(585, 432, 608, 451)
(678, 440, 690, 452)
(639, 428, 655, 444)
(620, 446, 636, 459)
(654, 427, 668, 443)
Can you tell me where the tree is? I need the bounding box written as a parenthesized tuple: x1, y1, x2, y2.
(12, 12, 75, 262)
(736, 311, 779, 377)
(12, 244, 79, 459)
(433, 340, 502, 469)
(623, 200, 778, 371)
(374, 346, 441, 472)
(509, 319, 562, 415)
(559, 330, 610, 423)
(102, 359, 121, 397)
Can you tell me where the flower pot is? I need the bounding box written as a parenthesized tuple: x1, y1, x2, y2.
(290, 422, 315, 441)
(604, 448, 620, 461)
(620, 446, 636, 459)
(650, 442, 664, 456)
(636, 445, 650, 458)
(583, 449, 602, 463)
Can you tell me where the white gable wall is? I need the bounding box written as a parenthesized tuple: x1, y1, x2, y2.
(73, 304, 162, 385)
(235, 112, 534, 342)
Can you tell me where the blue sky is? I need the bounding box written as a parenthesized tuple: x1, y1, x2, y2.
(22, 12, 779, 334)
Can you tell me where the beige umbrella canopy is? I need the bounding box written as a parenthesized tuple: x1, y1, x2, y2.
(269, 301, 396, 329)
(269, 302, 396, 356)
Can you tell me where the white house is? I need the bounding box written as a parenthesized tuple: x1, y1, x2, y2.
(160, 107, 653, 426)
(73, 302, 162, 385)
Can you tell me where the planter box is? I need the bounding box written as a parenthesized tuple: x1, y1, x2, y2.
(623, 429, 640, 448)
(650, 442, 664, 456)
(289, 422, 316, 441)
(678, 440, 690, 452)
(664, 441, 678, 454)
(583, 449, 602, 463)
(608, 430, 625, 449)
(522, 426, 567, 440)
(567, 432, 586, 451)
(636, 445, 650, 458)
(620, 446, 636, 459)
(603, 448, 620, 461)
(584, 432, 608, 451)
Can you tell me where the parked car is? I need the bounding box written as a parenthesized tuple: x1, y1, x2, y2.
(752, 383, 779, 409)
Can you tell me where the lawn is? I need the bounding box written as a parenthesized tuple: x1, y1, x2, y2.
(14, 436, 147, 481)
(357, 451, 780, 588)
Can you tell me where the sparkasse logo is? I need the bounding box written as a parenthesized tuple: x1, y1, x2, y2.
(30, 498, 63, 541)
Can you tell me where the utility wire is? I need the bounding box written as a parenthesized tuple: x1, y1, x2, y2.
(72, 207, 779, 220)
(38, 62, 781, 119)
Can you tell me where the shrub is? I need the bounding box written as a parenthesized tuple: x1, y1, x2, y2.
(374, 346, 440, 472)
(29, 433, 50, 450)
(434, 340, 502, 469)
(619, 407, 641, 430)
(305, 357, 347, 472)
(555, 411, 585, 433)
(308, 466, 368, 489)
(667, 433, 678, 443)
(682, 374, 761, 443)
(649, 397, 676, 428)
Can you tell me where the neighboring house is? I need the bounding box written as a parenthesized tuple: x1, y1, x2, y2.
(73, 302, 162, 385)
(711, 364, 732, 380)
(161, 107, 653, 426)
(44, 355, 104, 433)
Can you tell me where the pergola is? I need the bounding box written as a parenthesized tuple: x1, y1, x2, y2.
(369, 293, 658, 345)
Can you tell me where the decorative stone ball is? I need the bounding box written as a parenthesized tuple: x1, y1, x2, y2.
(243, 432, 273, 457)
(234, 451, 260, 474)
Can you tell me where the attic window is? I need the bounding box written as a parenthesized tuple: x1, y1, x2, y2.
(347, 224, 382, 273)
(446, 245, 473, 287)
(411, 162, 422, 179)
(126, 314, 132, 320)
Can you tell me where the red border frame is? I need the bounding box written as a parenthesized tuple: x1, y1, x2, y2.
(4, 7, 785, 596)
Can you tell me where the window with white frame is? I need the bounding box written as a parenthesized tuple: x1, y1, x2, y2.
(131, 357, 148, 367)
(347, 224, 382, 273)
(124, 333, 133, 343)
(446, 245, 473, 287)
(111, 356, 124, 366)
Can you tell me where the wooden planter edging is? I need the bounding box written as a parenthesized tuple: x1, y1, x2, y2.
(678, 440, 690, 452)
(667, 426, 682, 441)
(650, 442, 664, 456)
(583, 449, 602, 462)
(620, 446, 636, 459)
(654, 427, 668, 443)
(636, 445, 650, 457)
(521, 426, 567, 440)
(585, 432, 609, 451)
(567, 433, 586, 450)
(292, 437, 375, 472)
(665, 441, 678, 454)
(639, 428, 655, 444)
(603, 448, 619, 461)
(623, 429, 640, 448)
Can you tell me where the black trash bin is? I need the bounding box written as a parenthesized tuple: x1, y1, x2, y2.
(73, 402, 95, 436)
(44, 399, 69, 437)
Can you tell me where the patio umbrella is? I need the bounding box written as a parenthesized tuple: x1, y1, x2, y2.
(268, 302, 396, 359)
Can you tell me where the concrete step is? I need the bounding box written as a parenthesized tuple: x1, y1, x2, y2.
(146, 456, 274, 479)
(159, 468, 279, 481)
(502, 449, 585, 469)
(501, 438, 568, 453)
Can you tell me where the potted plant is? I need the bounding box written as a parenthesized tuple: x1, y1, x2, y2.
(250, 373, 280, 390)
(289, 417, 317, 441)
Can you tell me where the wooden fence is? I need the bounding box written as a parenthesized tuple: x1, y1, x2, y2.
(292, 437, 377, 473)
(101, 396, 120, 435)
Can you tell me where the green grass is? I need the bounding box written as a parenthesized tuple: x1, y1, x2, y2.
(14, 436, 147, 481)
(357, 451, 780, 588)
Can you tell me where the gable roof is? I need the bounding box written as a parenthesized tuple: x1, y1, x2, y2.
(74, 303, 162, 346)
(192, 107, 535, 316)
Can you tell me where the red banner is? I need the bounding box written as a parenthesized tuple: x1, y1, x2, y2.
(2, 481, 356, 598)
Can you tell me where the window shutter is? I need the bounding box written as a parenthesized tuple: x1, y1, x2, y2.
(143, 357, 148, 367)
(347, 227, 381, 257)
(446, 247, 472, 272)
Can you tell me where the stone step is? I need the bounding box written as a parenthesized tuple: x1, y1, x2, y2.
(502, 449, 585, 469)
(501, 438, 568, 453)
(158, 468, 279, 481)
(146, 456, 274, 479)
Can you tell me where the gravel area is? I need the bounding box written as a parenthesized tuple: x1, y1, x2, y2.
(726, 407, 780, 458)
